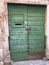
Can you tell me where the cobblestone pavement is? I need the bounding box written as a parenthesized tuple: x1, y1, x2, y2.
(11, 60, 49, 65)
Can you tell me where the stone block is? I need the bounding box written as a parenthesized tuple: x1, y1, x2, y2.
(0, 61, 3, 65)
(0, 49, 3, 61)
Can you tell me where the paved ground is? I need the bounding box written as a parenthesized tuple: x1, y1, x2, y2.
(11, 60, 49, 65)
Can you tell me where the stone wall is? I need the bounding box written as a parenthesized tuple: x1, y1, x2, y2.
(45, 5, 49, 59)
(0, 0, 10, 65)
(0, 0, 49, 65)
(6, 0, 48, 5)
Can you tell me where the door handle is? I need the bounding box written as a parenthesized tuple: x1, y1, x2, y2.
(26, 27, 32, 30)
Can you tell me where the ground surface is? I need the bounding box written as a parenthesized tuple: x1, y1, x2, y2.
(11, 60, 49, 65)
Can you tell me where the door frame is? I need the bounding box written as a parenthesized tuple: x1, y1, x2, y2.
(3, 0, 49, 63)
(7, 3, 46, 58)
(8, 4, 46, 60)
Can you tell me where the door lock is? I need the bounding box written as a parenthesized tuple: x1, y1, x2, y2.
(26, 27, 32, 30)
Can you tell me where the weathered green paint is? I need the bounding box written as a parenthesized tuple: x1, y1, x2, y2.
(8, 4, 45, 61)
(27, 5, 45, 53)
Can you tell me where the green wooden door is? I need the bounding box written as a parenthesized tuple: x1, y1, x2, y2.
(27, 5, 45, 59)
(28, 6, 45, 52)
(8, 4, 28, 61)
(8, 4, 46, 61)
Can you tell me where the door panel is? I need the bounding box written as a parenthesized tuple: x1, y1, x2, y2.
(11, 53, 28, 61)
(27, 5, 45, 58)
(8, 4, 45, 61)
(8, 4, 28, 61)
